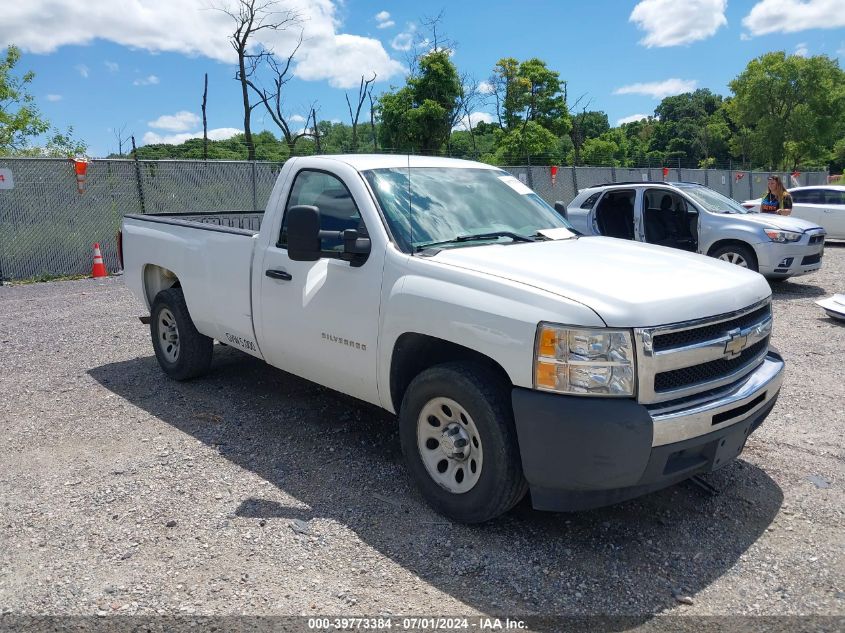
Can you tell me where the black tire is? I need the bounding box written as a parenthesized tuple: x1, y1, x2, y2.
(711, 243, 759, 272)
(399, 362, 527, 523)
(150, 288, 213, 381)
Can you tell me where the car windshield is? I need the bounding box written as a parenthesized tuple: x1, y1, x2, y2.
(679, 184, 750, 214)
(362, 167, 575, 251)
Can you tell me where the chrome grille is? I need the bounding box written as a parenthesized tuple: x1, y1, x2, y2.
(654, 338, 768, 392)
(635, 299, 772, 405)
(652, 304, 770, 351)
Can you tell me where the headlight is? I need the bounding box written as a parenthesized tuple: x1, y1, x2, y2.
(534, 324, 636, 396)
(765, 229, 802, 243)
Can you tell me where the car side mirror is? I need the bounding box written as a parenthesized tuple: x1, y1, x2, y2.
(554, 201, 568, 219)
(286, 204, 372, 266)
(286, 205, 322, 261)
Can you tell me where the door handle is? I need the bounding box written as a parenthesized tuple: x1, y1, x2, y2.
(265, 269, 292, 281)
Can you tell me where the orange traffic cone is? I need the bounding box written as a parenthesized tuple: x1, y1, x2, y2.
(91, 243, 108, 278)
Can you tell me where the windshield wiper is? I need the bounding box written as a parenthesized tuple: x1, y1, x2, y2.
(415, 231, 535, 252)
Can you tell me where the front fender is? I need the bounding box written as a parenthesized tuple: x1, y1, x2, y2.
(376, 253, 604, 412)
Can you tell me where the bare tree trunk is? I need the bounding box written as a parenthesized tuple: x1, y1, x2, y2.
(367, 87, 377, 151)
(347, 73, 377, 152)
(202, 73, 209, 161)
(218, 0, 301, 162)
(310, 106, 321, 153)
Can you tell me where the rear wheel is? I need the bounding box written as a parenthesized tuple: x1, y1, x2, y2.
(712, 244, 758, 272)
(399, 362, 527, 523)
(150, 288, 213, 381)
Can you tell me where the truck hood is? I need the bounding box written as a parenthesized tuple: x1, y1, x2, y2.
(730, 212, 821, 232)
(432, 236, 771, 327)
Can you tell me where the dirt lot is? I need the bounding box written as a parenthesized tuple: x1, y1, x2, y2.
(0, 246, 843, 628)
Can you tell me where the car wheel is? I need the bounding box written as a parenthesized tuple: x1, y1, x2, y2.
(399, 362, 527, 523)
(712, 244, 759, 272)
(150, 288, 213, 381)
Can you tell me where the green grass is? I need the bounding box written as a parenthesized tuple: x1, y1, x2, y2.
(5, 273, 93, 286)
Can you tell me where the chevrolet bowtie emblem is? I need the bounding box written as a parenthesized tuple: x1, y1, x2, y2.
(724, 329, 748, 358)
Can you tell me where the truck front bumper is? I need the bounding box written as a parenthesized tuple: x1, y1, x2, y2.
(511, 351, 784, 512)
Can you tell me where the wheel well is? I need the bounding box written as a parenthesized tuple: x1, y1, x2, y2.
(707, 239, 754, 258)
(143, 264, 181, 308)
(389, 333, 512, 413)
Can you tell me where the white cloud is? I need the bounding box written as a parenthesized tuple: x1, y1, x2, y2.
(617, 113, 650, 125)
(104, 60, 119, 72)
(75, 64, 89, 78)
(289, 114, 307, 123)
(614, 78, 698, 99)
(453, 111, 496, 131)
(794, 42, 809, 57)
(142, 127, 242, 145)
(630, 0, 727, 47)
(391, 31, 414, 51)
(1, 0, 403, 90)
(742, 0, 845, 36)
(296, 33, 403, 88)
(148, 111, 201, 131)
(375, 11, 394, 29)
(46, 94, 63, 102)
(133, 75, 160, 86)
(477, 80, 494, 94)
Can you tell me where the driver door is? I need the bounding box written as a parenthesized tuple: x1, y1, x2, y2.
(255, 167, 384, 405)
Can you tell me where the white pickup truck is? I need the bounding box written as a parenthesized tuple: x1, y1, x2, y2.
(121, 155, 784, 523)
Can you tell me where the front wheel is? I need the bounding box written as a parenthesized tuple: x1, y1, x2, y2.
(399, 362, 527, 523)
(150, 288, 213, 381)
(711, 244, 758, 272)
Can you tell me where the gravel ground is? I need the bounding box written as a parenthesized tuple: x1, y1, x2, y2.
(0, 245, 843, 628)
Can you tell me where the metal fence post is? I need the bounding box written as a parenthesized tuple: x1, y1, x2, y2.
(571, 166, 578, 194)
(131, 136, 146, 214)
(610, 164, 617, 183)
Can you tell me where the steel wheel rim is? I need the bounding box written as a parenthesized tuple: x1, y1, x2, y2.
(157, 308, 180, 363)
(417, 397, 483, 494)
(718, 252, 748, 268)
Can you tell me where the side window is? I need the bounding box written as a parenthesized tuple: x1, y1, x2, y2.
(580, 192, 602, 209)
(792, 189, 821, 204)
(822, 190, 845, 205)
(279, 170, 365, 252)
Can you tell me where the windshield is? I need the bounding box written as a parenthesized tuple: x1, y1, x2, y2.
(362, 167, 575, 251)
(679, 184, 750, 214)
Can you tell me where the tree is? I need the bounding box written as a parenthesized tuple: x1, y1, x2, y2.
(0, 45, 49, 152)
(490, 57, 569, 136)
(378, 49, 461, 153)
(245, 36, 316, 155)
(0, 45, 87, 156)
(219, 0, 300, 161)
(492, 121, 561, 165)
(346, 73, 376, 152)
(728, 52, 845, 169)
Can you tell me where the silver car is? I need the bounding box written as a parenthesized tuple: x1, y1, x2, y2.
(742, 185, 845, 240)
(565, 181, 826, 280)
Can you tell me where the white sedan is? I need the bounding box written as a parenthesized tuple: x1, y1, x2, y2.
(742, 185, 845, 239)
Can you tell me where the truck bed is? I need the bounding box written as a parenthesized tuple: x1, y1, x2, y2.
(122, 212, 263, 358)
(134, 211, 265, 234)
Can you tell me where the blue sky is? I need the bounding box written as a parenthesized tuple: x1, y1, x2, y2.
(3, 0, 844, 156)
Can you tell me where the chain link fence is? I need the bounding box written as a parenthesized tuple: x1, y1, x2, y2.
(0, 157, 830, 282)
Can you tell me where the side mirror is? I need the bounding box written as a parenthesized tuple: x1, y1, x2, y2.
(286, 205, 322, 261)
(286, 204, 372, 266)
(554, 201, 568, 219)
